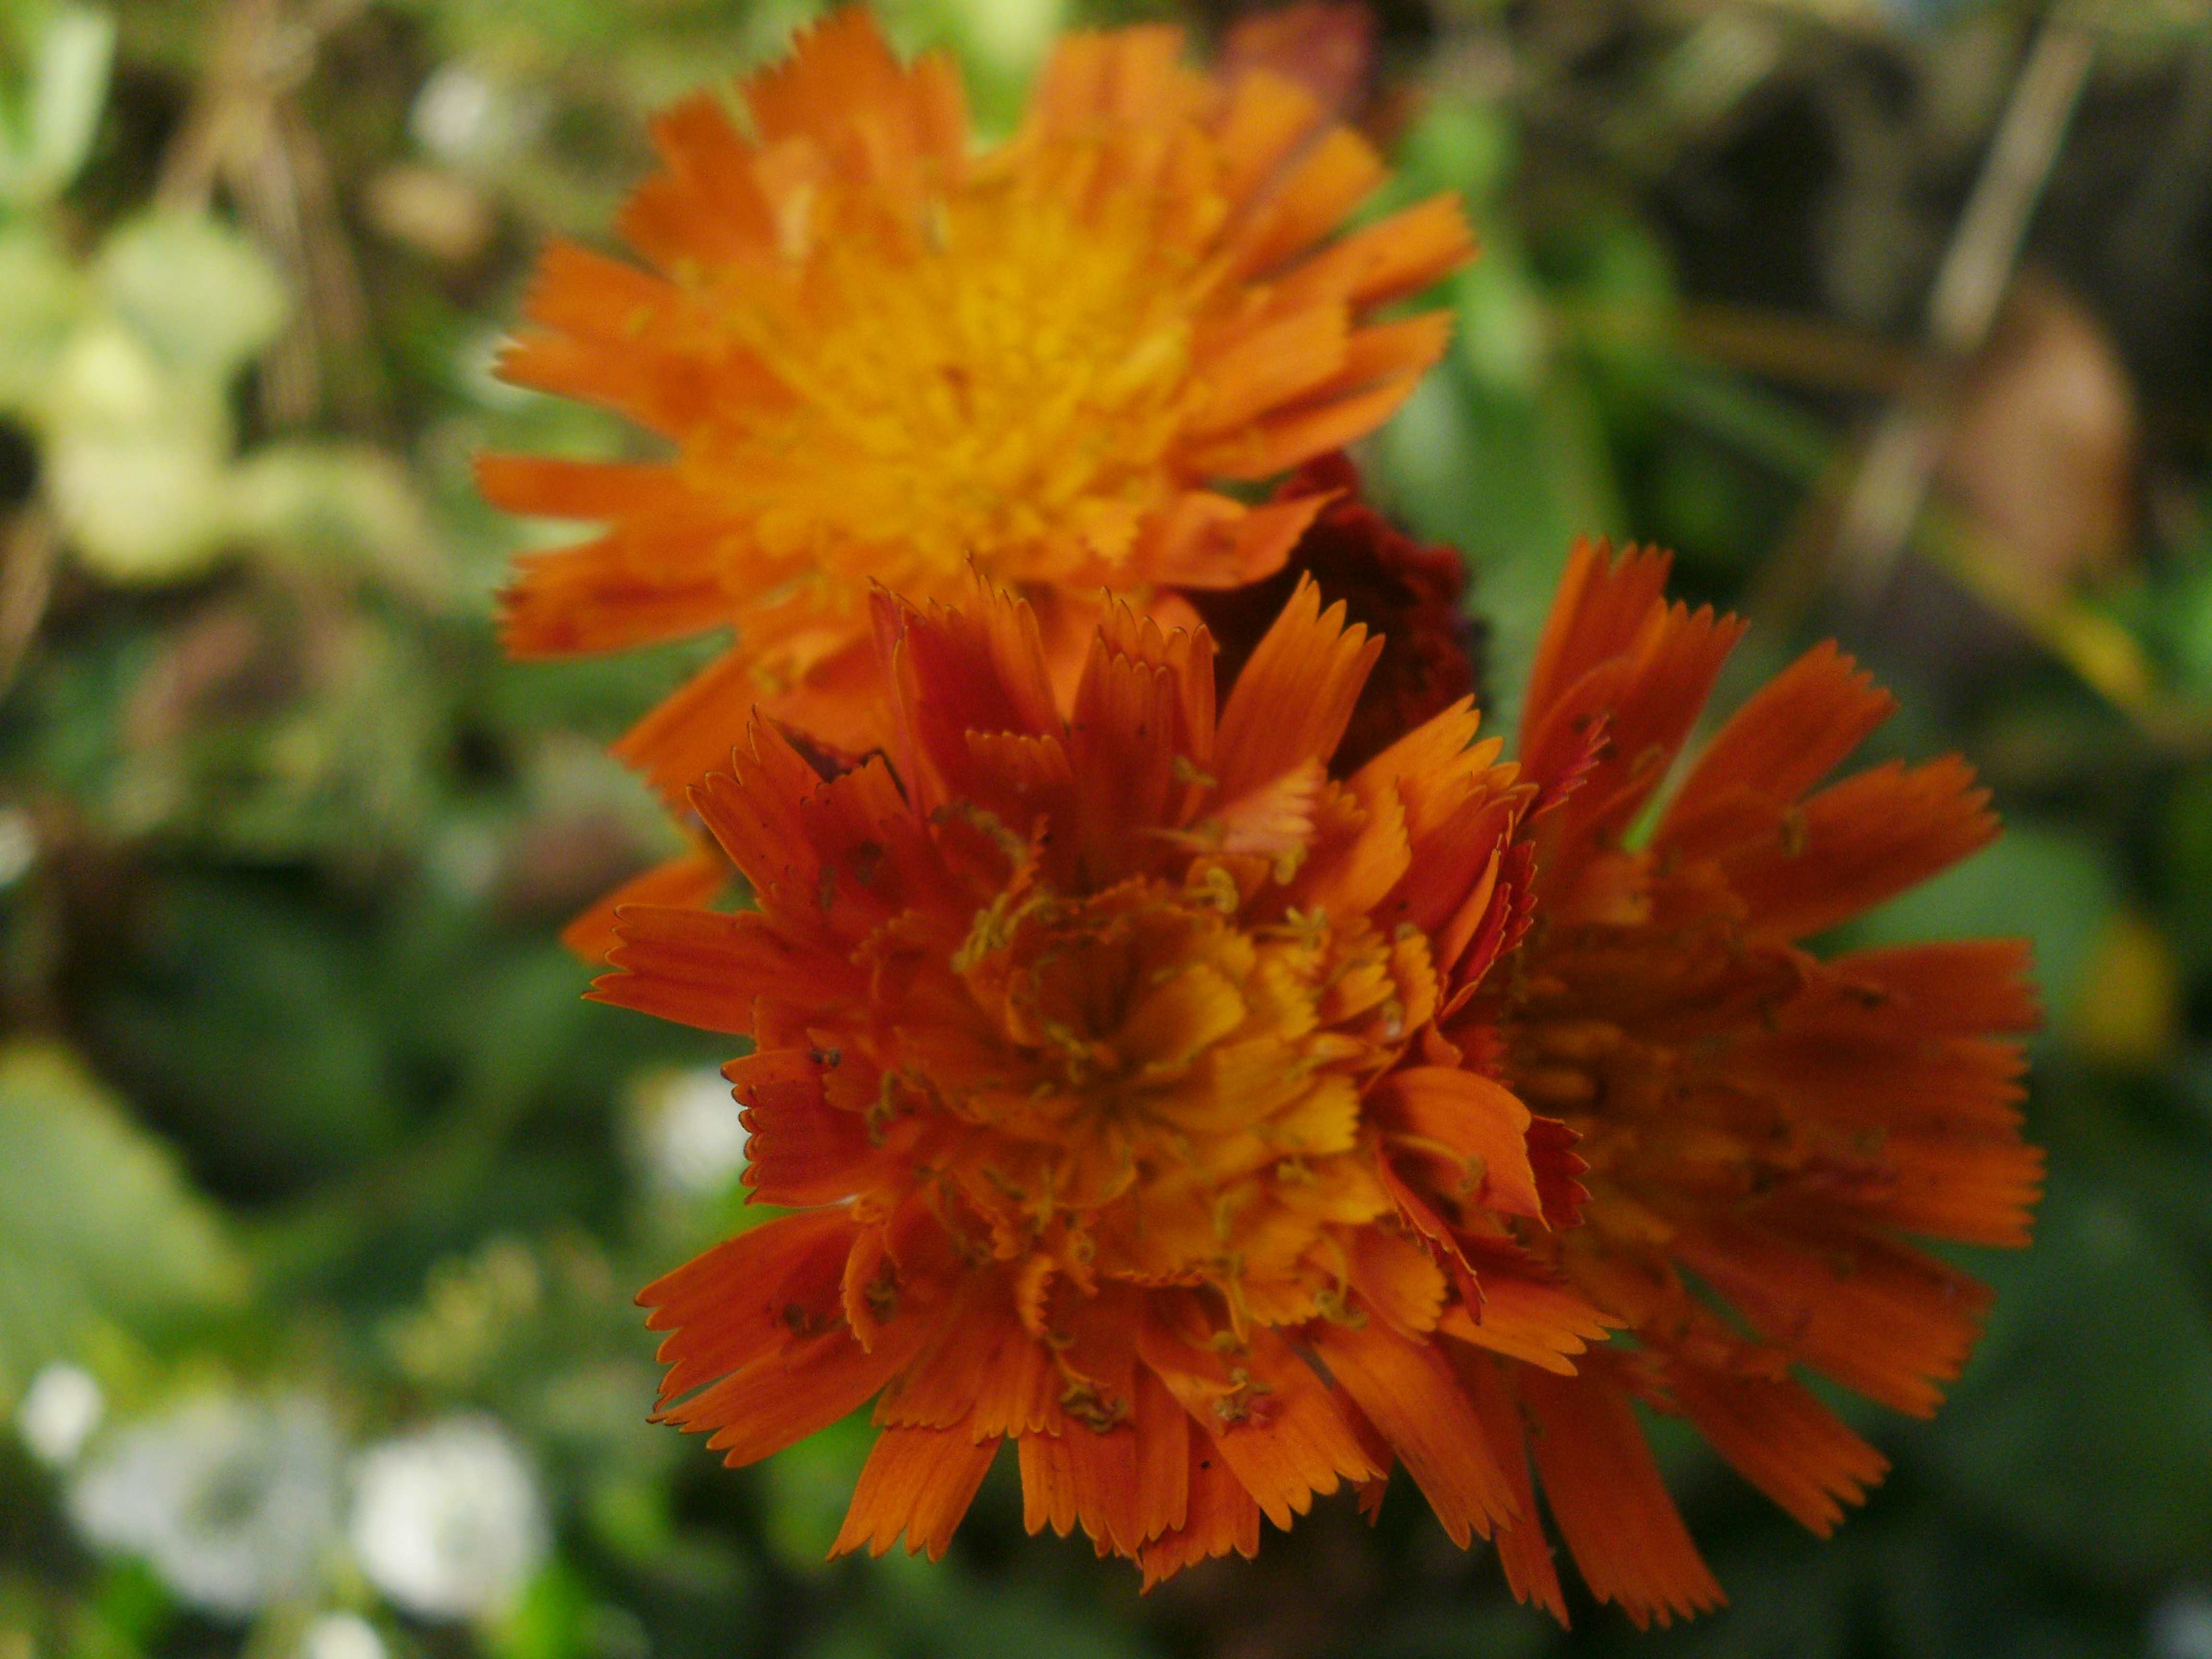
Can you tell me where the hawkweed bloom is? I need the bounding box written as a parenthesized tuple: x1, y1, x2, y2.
(479, 7, 1471, 798)
(594, 578, 1605, 1580)
(1437, 542, 2041, 1627)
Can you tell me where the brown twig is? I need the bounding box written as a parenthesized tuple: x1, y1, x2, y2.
(1675, 302, 1923, 397)
(1829, 10, 2098, 610)
(0, 509, 58, 701)
(154, 0, 384, 432)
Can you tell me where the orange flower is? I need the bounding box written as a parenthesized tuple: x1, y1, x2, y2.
(1432, 542, 2042, 1627)
(595, 577, 1603, 1579)
(479, 8, 1472, 798)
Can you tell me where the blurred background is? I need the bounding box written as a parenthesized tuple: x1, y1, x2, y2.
(0, 0, 2207, 1655)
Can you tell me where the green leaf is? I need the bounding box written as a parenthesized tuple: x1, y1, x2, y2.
(1925, 1175, 2212, 1580)
(761, 1413, 874, 1575)
(2160, 767, 2212, 974)
(82, 879, 405, 1191)
(1392, 100, 1516, 210)
(0, 220, 85, 409)
(37, 318, 235, 583)
(0, 8, 115, 207)
(1377, 363, 1621, 737)
(228, 441, 445, 601)
(95, 210, 289, 382)
(0, 1041, 246, 1391)
(488, 1560, 591, 1659)
(45, 421, 234, 583)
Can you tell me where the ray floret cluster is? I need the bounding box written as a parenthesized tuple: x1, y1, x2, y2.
(489, 5, 2040, 1626)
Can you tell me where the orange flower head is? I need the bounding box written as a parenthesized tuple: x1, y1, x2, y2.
(1425, 541, 2043, 1628)
(594, 576, 1604, 1580)
(480, 8, 1473, 796)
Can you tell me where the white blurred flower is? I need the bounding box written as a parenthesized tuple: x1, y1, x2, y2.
(636, 1067, 748, 1197)
(16, 1361, 104, 1467)
(68, 1394, 342, 1617)
(410, 66, 494, 161)
(349, 1417, 546, 1621)
(300, 1611, 386, 1659)
(2154, 1587, 2212, 1659)
(409, 65, 546, 168)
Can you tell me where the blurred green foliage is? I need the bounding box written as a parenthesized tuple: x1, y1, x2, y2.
(1, 2, 2210, 1658)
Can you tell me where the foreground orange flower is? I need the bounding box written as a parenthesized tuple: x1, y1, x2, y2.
(480, 8, 1472, 796)
(596, 578, 1605, 1579)
(1437, 542, 2042, 1626)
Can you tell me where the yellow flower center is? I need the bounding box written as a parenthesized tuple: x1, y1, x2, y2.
(689, 145, 1215, 601)
(881, 872, 1412, 1324)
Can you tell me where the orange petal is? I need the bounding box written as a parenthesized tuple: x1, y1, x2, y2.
(1137, 1316, 1377, 1531)
(1796, 939, 2041, 1039)
(1028, 24, 1190, 134)
(831, 1425, 1000, 1561)
(1209, 68, 1328, 209)
(475, 454, 673, 520)
(1187, 305, 1349, 438)
(593, 910, 853, 1034)
(666, 1318, 930, 1466)
(1519, 1368, 1724, 1628)
(1137, 1436, 1262, 1588)
(684, 718, 826, 899)
(1371, 1067, 1543, 1221)
(638, 1209, 856, 1399)
(498, 528, 733, 659)
(1447, 1349, 1566, 1624)
(1659, 641, 1896, 855)
(1133, 492, 1325, 590)
(1721, 756, 1998, 941)
(560, 848, 728, 965)
(1675, 1219, 1992, 1416)
(1664, 1364, 1888, 1537)
(1271, 194, 1475, 312)
(1017, 1431, 1080, 1539)
(1221, 126, 1384, 284)
(617, 93, 774, 270)
(878, 581, 1062, 815)
(617, 650, 775, 810)
(724, 1048, 887, 1208)
(1346, 1225, 1447, 1336)
(1436, 1264, 1618, 1376)
(1212, 575, 1382, 801)
(746, 8, 912, 145)
(499, 243, 706, 432)
(1532, 598, 1746, 877)
(1518, 538, 1673, 756)
(1306, 1319, 1516, 1547)
(879, 1280, 1058, 1437)
(1185, 375, 1422, 482)
(1132, 1366, 1193, 1545)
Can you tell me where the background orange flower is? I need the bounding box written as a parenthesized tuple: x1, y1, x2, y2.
(480, 8, 1471, 794)
(1433, 542, 2042, 1626)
